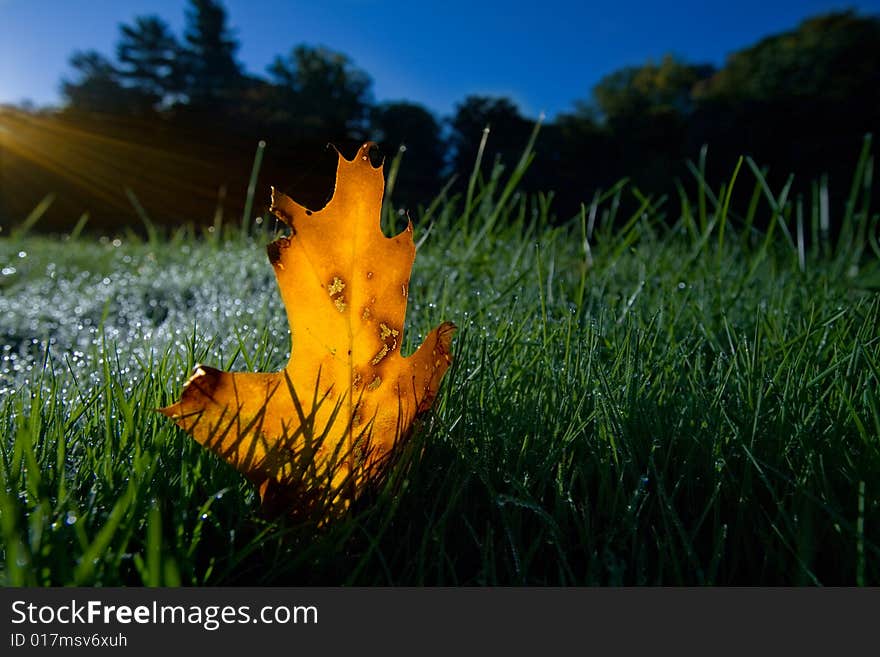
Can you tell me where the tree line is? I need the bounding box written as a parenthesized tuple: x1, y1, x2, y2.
(1, 1, 878, 231)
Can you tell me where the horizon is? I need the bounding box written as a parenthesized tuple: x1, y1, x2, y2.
(2, 0, 880, 120)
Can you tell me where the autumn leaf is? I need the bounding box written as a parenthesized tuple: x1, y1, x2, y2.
(159, 142, 455, 518)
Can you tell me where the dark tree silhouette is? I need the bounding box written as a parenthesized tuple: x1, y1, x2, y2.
(267, 45, 372, 141)
(691, 11, 880, 212)
(537, 112, 615, 216)
(592, 54, 714, 122)
(697, 11, 880, 105)
(447, 95, 533, 184)
(180, 0, 243, 107)
(60, 50, 140, 115)
(116, 15, 182, 111)
(370, 101, 445, 201)
(22, 5, 879, 233)
(581, 54, 715, 193)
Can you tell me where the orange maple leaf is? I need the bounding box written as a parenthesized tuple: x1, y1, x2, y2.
(159, 143, 455, 517)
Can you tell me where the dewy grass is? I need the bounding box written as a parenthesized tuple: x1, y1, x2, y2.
(1, 135, 878, 585)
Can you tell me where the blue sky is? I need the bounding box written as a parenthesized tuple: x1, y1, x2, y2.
(1, 0, 879, 119)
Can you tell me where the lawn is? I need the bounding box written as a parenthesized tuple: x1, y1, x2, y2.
(1, 136, 878, 585)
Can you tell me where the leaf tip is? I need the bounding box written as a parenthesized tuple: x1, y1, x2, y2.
(154, 403, 178, 418)
(269, 186, 310, 229)
(357, 141, 383, 168)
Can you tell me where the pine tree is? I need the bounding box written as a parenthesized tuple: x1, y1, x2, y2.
(181, 0, 242, 107)
(61, 50, 138, 115)
(116, 15, 182, 110)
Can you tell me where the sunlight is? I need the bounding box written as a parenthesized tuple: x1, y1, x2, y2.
(0, 107, 225, 216)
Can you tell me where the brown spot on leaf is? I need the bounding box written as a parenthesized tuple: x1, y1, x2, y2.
(328, 277, 345, 296)
(266, 239, 285, 267)
(379, 323, 399, 341)
(371, 344, 389, 365)
(182, 365, 220, 400)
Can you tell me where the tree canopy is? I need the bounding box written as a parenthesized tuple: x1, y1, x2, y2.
(267, 45, 372, 140)
(15, 5, 878, 231)
(592, 54, 713, 122)
(181, 0, 243, 107)
(116, 15, 181, 111)
(698, 10, 880, 104)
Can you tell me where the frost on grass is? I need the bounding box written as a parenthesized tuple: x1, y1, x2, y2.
(0, 238, 286, 400)
(0, 233, 455, 410)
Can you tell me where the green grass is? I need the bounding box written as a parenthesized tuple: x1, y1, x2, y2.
(1, 134, 879, 585)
